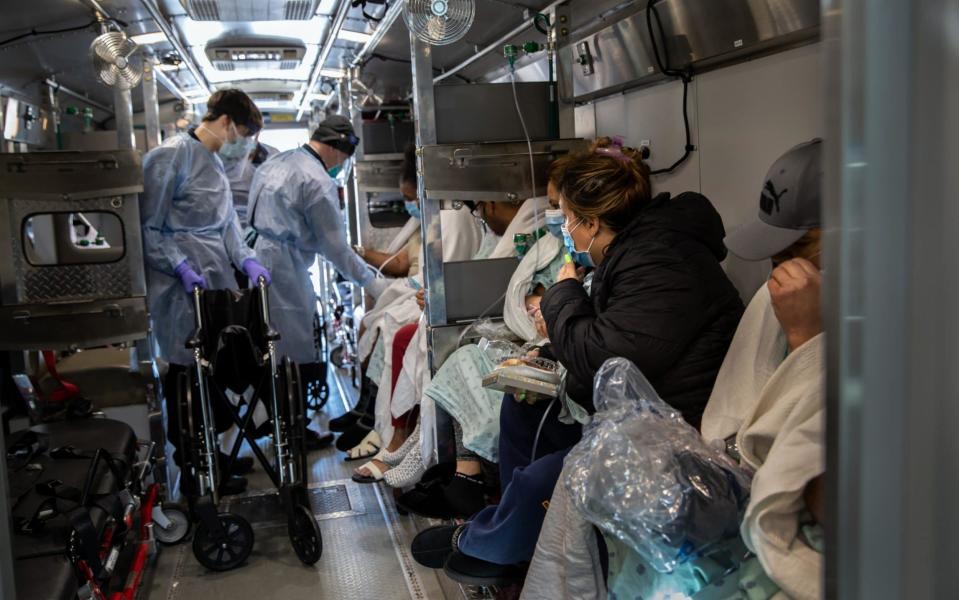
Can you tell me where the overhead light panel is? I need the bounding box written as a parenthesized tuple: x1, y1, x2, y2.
(130, 32, 169, 45)
(338, 30, 374, 44)
(206, 43, 307, 71)
(319, 68, 346, 78)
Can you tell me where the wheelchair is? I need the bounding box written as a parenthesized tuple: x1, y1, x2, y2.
(299, 310, 331, 411)
(174, 277, 322, 571)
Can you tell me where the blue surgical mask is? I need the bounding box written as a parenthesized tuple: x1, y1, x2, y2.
(327, 164, 343, 178)
(561, 218, 596, 268)
(545, 208, 565, 239)
(217, 123, 255, 160)
(405, 200, 421, 220)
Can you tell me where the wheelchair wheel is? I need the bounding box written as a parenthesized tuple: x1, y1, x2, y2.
(305, 378, 329, 410)
(154, 503, 191, 545)
(192, 513, 254, 571)
(288, 503, 322, 566)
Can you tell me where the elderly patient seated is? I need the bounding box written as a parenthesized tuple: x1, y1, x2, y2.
(522, 139, 826, 600)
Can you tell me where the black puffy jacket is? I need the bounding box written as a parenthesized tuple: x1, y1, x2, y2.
(540, 192, 744, 427)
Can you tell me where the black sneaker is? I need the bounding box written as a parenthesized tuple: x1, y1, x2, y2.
(411, 524, 462, 569)
(304, 429, 335, 451)
(335, 415, 375, 452)
(443, 473, 488, 519)
(397, 479, 454, 519)
(328, 410, 365, 433)
(420, 461, 456, 485)
(443, 551, 526, 587)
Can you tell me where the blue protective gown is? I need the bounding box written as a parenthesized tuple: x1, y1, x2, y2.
(248, 145, 374, 363)
(140, 131, 255, 365)
(223, 142, 278, 229)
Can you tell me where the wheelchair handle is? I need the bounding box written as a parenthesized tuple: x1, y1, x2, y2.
(191, 285, 204, 330)
(257, 276, 278, 336)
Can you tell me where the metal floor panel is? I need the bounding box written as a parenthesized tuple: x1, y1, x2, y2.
(140, 367, 450, 600)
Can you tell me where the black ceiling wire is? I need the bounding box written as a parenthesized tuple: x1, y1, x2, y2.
(645, 0, 695, 176)
(0, 19, 100, 49)
(351, 0, 389, 23)
(362, 52, 473, 83)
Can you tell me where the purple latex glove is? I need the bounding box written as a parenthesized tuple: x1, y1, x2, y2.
(242, 258, 272, 286)
(174, 261, 206, 294)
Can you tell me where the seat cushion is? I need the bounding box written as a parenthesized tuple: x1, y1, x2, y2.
(37, 347, 146, 408)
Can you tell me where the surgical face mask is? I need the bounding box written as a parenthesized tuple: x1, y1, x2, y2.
(405, 200, 422, 220)
(545, 208, 565, 239)
(561, 218, 596, 268)
(327, 164, 343, 178)
(218, 124, 255, 160)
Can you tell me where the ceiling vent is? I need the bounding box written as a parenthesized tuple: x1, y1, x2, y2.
(179, 0, 321, 21)
(249, 92, 296, 102)
(206, 45, 306, 71)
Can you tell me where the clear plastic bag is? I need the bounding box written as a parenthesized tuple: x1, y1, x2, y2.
(564, 357, 751, 573)
(471, 318, 519, 341)
(457, 317, 519, 348)
(477, 338, 525, 364)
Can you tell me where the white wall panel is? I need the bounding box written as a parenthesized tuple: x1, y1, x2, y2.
(574, 103, 596, 140)
(593, 79, 702, 197)
(580, 43, 823, 299)
(697, 43, 824, 296)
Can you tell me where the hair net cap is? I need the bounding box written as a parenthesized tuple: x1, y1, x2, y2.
(312, 115, 360, 156)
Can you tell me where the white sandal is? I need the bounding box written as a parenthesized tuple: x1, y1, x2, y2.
(379, 422, 421, 467)
(351, 459, 387, 484)
(344, 430, 382, 462)
(383, 428, 425, 488)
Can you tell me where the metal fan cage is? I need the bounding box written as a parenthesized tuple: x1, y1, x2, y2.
(89, 32, 143, 90)
(403, 0, 476, 46)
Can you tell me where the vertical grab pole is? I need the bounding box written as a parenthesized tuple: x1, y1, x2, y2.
(258, 276, 290, 485)
(410, 31, 445, 371)
(191, 287, 219, 504)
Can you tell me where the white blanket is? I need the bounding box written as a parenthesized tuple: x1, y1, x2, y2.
(701, 285, 788, 441)
(503, 234, 562, 344)
(366, 208, 481, 443)
(489, 196, 552, 259)
(385, 217, 420, 254)
(702, 285, 825, 600)
(358, 208, 481, 363)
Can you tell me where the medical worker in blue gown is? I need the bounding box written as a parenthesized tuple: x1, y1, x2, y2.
(140, 89, 271, 494)
(248, 114, 389, 370)
(222, 140, 278, 230)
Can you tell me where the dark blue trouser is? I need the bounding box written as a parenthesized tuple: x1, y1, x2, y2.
(457, 395, 582, 565)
